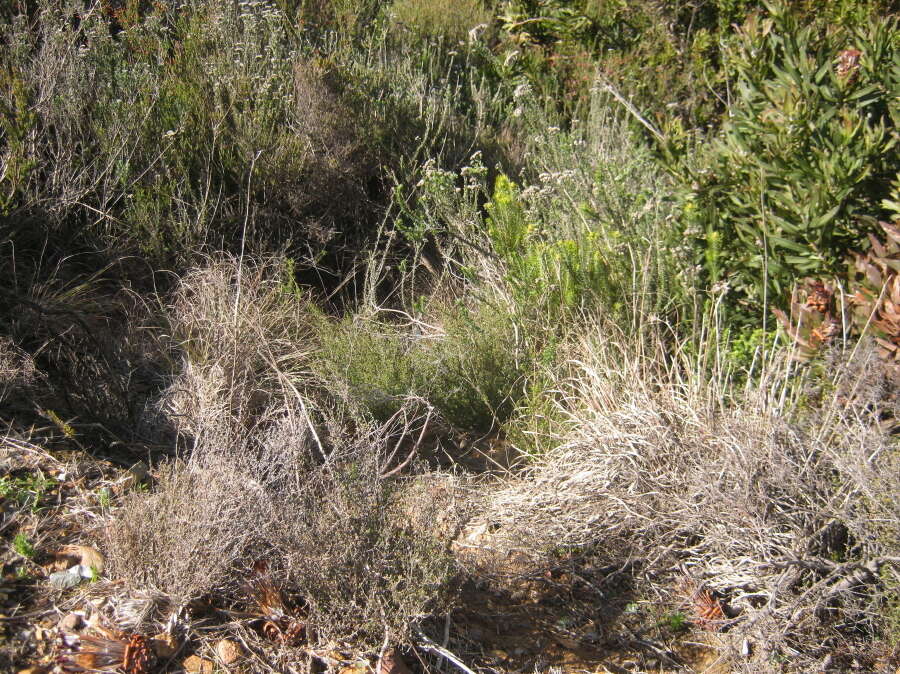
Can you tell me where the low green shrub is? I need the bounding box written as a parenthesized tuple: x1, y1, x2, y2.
(424, 300, 525, 432)
(677, 1, 898, 318)
(312, 313, 425, 421)
(312, 299, 526, 433)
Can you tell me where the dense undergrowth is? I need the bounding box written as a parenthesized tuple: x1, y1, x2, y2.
(1, 1, 899, 672)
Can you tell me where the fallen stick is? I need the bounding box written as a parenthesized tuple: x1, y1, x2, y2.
(414, 629, 477, 674)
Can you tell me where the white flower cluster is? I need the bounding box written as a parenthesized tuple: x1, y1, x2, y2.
(538, 169, 577, 185)
(512, 82, 531, 100)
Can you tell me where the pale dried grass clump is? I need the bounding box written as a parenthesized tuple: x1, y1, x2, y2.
(107, 458, 273, 611)
(159, 255, 313, 438)
(273, 443, 462, 646)
(0, 335, 37, 400)
(108, 392, 464, 649)
(475, 329, 900, 661)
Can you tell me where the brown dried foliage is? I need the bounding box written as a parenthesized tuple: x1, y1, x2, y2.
(246, 561, 307, 646)
(850, 221, 900, 363)
(678, 576, 727, 632)
(775, 222, 900, 369)
(59, 627, 154, 674)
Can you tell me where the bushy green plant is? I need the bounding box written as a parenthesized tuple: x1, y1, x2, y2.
(425, 300, 525, 431)
(312, 300, 526, 433)
(497, 96, 688, 325)
(312, 313, 425, 421)
(13, 532, 34, 559)
(485, 172, 612, 318)
(0, 472, 57, 513)
(679, 1, 898, 316)
(406, 92, 688, 329)
(0, 66, 37, 214)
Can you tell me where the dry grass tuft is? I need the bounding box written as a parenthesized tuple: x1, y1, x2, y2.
(107, 458, 273, 611)
(159, 255, 314, 438)
(470, 326, 900, 665)
(106, 258, 465, 653)
(0, 335, 37, 403)
(106, 405, 463, 649)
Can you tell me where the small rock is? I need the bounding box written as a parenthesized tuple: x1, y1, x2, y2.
(215, 638, 243, 665)
(58, 613, 83, 632)
(151, 632, 178, 658)
(48, 568, 82, 590)
(183, 654, 215, 673)
(379, 649, 412, 674)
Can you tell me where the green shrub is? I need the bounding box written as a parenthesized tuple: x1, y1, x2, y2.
(678, 2, 898, 316)
(435, 95, 687, 327)
(13, 532, 34, 559)
(312, 313, 425, 421)
(312, 300, 527, 433)
(425, 300, 525, 432)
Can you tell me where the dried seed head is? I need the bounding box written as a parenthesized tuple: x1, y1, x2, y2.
(59, 630, 155, 674)
(836, 49, 862, 81)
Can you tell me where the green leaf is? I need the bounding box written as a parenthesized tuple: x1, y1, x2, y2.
(812, 204, 842, 230)
(769, 234, 810, 253)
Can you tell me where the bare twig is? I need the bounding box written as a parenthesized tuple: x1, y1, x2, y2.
(414, 629, 478, 674)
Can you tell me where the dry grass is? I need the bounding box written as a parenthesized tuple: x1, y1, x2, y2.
(103, 257, 467, 656)
(159, 255, 314, 438)
(0, 335, 37, 403)
(112, 255, 899, 667)
(467, 326, 900, 669)
(388, 0, 493, 43)
(106, 400, 465, 651)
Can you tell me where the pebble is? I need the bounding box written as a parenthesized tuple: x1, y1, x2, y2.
(59, 612, 83, 632)
(48, 568, 82, 590)
(215, 638, 243, 665)
(183, 655, 215, 673)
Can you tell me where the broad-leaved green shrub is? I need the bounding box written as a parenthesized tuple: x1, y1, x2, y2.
(679, 2, 898, 316)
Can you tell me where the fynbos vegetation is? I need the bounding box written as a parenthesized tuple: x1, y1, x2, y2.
(1, 1, 897, 672)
